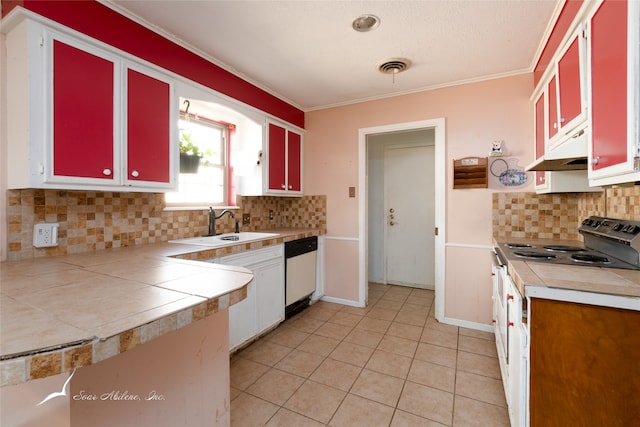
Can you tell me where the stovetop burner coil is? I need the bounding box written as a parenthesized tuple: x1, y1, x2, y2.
(506, 243, 534, 249)
(571, 253, 612, 264)
(513, 251, 558, 260)
(543, 245, 585, 252)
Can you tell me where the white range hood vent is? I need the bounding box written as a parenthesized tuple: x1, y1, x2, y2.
(526, 127, 589, 172)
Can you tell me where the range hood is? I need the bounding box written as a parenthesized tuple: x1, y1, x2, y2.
(526, 128, 588, 171)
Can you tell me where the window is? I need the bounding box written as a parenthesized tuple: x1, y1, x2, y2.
(165, 111, 229, 206)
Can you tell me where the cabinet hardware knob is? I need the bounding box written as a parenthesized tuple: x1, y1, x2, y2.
(131, 170, 139, 178)
(559, 117, 566, 123)
(102, 168, 112, 176)
(553, 122, 558, 129)
(289, 185, 292, 189)
(389, 221, 398, 226)
(281, 184, 286, 189)
(507, 294, 514, 301)
(591, 157, 600, 165)
(508, 321, 515, 327)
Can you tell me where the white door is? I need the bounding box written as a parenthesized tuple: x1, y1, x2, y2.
(384, 145, 435, 289)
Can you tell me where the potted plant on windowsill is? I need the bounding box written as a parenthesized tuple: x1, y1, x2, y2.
(179, 133, 202, 173)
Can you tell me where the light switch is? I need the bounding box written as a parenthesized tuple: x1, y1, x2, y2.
(349, 186, 356, 198)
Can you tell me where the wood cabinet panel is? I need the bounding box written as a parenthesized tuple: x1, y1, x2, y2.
(530, 298, 640, 427)
(53, 40, 114, 179)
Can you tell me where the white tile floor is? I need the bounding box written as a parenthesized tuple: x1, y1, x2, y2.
(230, 283, 510, 426)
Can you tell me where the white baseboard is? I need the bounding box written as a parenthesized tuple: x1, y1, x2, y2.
(439, 316, 493, 333)
(319, 295, 364, 308)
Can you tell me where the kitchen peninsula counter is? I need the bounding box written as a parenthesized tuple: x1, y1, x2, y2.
(493, 237, 640, 302)
(0, 228, 320, 387)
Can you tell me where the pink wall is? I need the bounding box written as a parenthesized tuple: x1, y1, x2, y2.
(70, 310, 230, 426)
(305, 74, 534, 322)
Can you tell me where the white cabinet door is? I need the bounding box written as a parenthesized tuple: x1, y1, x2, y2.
(219, 245, 284, 351)
(506, 278, 529, 427)
(228, 281, 256, 351)
(255, 258, 285, 335)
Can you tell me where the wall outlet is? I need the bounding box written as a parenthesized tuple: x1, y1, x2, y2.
(242, 213, 251, 225)
(33, 223, 59, 248)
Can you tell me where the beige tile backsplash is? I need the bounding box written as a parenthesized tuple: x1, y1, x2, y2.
(6, 190, 326, 261)
(493, 185, 640, 239)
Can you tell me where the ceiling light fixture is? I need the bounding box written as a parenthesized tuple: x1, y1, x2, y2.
(377, 58, 411, 83)
(352, 14, 380, 32)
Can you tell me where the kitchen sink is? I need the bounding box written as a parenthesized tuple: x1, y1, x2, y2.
(169, 232, 279, 247)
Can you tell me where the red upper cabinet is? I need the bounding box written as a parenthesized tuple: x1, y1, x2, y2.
(546, 76, 559, 140)
(267, 123, 287, 191)
(287, 130, 301, 192)
(547, 29, 588, 147)
(126, 67, 172, 185)
(534, 93, 546, 188)
(4, 19, 177, 191)
(557, 37, 583, 130)
(53, 40, 115, 181)
(588, 0, 639, 185)
(266, 121, 303, 196)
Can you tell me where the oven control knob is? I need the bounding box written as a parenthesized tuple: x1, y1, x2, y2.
(613, 223, 624, 232)
(627, 225, 640, 235)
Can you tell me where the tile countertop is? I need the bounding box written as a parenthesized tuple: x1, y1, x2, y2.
(493, 237, 640, 300)
(0, 228, 320, 387)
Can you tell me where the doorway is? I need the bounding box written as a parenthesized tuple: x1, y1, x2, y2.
(358, 119, 445, 320)
(384, 143, 435, 288)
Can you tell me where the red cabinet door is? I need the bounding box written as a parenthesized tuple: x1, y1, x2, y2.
(557, 36, 582, 130)
(267, 123, 286, 191)
(534, 94, 546, 186)
(53, 40, 114, 180)
(590, 0, 628, 171)
(546, 75, 559, 140)
(127, 68, 171, 183)
(287, 130, 301, 191)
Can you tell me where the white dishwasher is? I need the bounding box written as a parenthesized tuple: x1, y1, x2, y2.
(285, 236, 317, 318)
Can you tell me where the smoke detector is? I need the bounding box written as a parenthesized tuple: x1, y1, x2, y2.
(377, 58, 411, 75)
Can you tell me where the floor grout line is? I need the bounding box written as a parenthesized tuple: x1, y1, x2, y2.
(230, 283, 509, 426)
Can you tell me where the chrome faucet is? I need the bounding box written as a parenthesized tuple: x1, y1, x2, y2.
(208, 207, 235, 236)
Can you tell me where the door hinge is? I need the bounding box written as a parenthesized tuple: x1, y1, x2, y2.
(434, 227, 439, 236)
(39, 35, 45, 47)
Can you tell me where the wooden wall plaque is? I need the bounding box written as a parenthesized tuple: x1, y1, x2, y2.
(453, 157, 488, 189)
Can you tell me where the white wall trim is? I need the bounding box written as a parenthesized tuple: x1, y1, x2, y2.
(446, 243, 494, 250)
(440, 316, 494, 333)
(358, 118, 446, 317)
(322, 236, 359, 241)
(526, 287, 640, 311)
(319, 295, 362, 308)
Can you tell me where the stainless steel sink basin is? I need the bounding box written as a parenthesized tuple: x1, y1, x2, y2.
(170, 232, 279, 247)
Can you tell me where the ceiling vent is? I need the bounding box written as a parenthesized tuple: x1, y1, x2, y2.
(377, 58, 411, 75)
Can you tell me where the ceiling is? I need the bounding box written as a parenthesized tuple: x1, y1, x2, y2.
(104, 0, 560, 111)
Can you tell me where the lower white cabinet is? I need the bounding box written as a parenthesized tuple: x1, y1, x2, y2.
(507, 278, 529, 427)
(218, 245, 284, 352)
